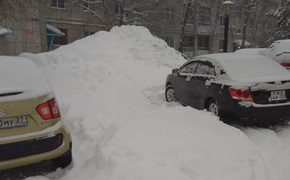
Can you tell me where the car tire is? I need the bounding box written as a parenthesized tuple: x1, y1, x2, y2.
(165, 85, 176, 102)
(207, 99, 219, 116)
(52, 143, 72, 169)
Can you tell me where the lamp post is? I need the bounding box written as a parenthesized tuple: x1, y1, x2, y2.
(222, 1, 233, 53)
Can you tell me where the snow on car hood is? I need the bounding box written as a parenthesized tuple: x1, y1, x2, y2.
(0, 56, 52, 102)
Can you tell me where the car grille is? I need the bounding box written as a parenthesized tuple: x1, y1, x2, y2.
(0, 134, 63, 161)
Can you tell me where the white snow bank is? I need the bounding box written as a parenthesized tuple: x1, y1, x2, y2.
(20, 26, 290, 180)
(0, 56, 52, 102)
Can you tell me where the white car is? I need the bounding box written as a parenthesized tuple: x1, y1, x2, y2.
(235, 40, 290, 69)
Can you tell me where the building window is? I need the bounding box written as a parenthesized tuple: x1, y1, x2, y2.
(115, 5, 121, 15)
(53, 29, 67, 45)
(82, 1, 95, 11)
(184, 36, 194, 48)
(51, 0, 65, 9)
(198, 36, 209, 50)
(185, 5, 194, 24)
(84, 31, 95, 37)
(162, 37, 174, 47)
(220, 16, 225, 27)
(249, 19, 254, 29)
(236, 29, 241, 34)
(199, 11, 210, 25)
(219, 40, 224, 50)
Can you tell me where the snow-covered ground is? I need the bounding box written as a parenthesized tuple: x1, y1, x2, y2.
(19, 26, 290, 180)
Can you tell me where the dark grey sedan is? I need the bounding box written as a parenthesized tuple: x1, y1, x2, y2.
(165, 53, 290, 126)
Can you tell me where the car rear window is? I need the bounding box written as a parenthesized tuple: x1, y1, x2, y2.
(219, 56, 290, 82)
(0, 56, 52, 102)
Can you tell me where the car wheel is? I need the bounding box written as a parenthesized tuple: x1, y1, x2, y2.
(207, 99, 219, 116)
(52, 143, 72, 169)
(165, 85, 176, 102)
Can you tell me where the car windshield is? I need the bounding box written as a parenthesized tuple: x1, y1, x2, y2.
(218, 56, 290, 82)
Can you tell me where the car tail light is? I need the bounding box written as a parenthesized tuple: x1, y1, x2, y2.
(229, 88, 253, 102)
(48, 98, 61, 118)
(36, 98, 61, 120)
(280, 63, 290, 68)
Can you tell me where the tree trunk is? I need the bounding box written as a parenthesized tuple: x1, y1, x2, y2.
(210, 0, 221, 53)
(178, 0, 192, 53)
(241, 11, 249, 48)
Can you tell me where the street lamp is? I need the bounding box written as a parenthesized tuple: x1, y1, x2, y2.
(222, 1, 233, 53)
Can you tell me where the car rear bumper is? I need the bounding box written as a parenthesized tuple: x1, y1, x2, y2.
(0, 123, 71, 170)
(220, 101, 290, 125)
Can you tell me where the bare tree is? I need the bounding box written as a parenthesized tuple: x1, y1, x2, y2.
(71, 0, 111, 30)
(209, 0, 222, 53)
(241, 0, 256, 48)
(179, 0, 193, 52)
(249, 0, 267, 47)
(0, 0, 31, 29)
(114, 0, 154, 26)
(273, 0, 290, 39)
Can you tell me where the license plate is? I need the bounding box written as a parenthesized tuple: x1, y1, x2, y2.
(271, 90, 286, 101)
(0, 116, 27, 130)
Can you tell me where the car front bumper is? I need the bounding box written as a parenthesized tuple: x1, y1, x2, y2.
(0, 123, 71, 170)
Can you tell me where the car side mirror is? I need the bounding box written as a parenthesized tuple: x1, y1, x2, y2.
(172, 69, 179, 75)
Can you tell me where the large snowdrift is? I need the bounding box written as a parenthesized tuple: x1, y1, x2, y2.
(20, 26, 290, 180)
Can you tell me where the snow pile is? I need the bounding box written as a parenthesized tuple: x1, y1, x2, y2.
(20, 26, 290, 180)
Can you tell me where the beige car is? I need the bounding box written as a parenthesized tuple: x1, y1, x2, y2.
(0, 56, 72, 170)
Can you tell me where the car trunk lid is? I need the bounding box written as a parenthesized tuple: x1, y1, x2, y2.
(250, 81, 290, 104)
(0, 94, 54, 138)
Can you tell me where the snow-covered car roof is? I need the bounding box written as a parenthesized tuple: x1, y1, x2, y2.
(198, 53, 290, 83)
(0, 56, 52, 102)
(234, 48, 267, 55)
(266, 40, 290, 63)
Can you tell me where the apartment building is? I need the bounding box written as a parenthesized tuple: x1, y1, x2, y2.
(0, 0, 47, 55)
(0, 0, 277, 57)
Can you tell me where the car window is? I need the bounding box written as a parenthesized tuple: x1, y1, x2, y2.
(195, 62, 215, 76)
(180, 62, 199, 74)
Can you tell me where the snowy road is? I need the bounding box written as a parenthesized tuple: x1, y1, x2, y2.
(11, 26, 290, 180)
(3, 124, 290, 180)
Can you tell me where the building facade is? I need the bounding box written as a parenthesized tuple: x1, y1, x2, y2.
(0, 0, 278, 57)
